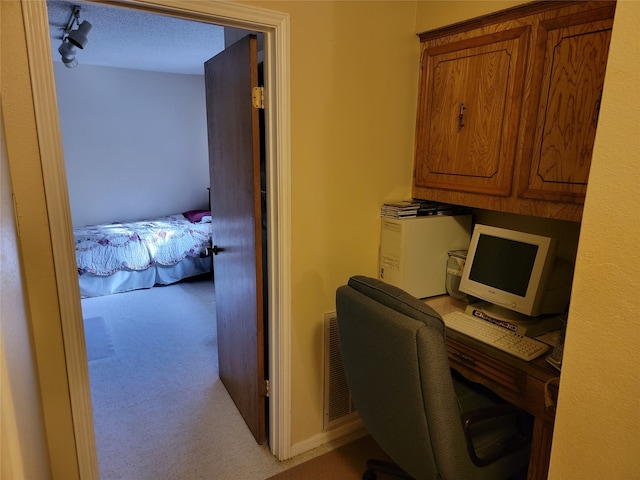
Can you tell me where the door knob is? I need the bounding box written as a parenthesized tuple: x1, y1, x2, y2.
(207, 245, 225, 255)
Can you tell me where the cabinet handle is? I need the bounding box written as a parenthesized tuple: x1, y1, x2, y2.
(458, 103, 466, 130)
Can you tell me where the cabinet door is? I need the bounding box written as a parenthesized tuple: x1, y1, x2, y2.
(520, 11, 613, 203)
(414, 27, 529, 197)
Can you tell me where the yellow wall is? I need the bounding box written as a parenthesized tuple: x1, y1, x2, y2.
(3, 0, 639, 475)
(1, 104, 52, 480)
(1, 1, 79, 477)
(415, 0, 527, 30)
(548, 1, 640, 477)
(241, 0, 420, 445)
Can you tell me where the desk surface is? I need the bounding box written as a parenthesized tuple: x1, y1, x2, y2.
(425, 295, 560, 384)
(425, 294, 560, 480)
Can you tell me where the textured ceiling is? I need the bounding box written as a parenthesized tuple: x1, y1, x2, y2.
(47, 0, 227, 75)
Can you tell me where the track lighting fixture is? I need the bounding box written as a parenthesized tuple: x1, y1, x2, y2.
(68, 19, 92, 49)
(58, 40, 78, 68)
(58, 5, 92, 68)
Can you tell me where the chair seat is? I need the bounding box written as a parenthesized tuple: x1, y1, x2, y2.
(453, 375, 531, 466)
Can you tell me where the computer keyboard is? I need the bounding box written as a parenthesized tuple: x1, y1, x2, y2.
(442, 311, 549, 361)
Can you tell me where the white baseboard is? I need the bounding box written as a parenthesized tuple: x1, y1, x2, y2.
(288, 418, 366, 459)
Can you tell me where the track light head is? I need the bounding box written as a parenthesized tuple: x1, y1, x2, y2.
(61, 55, 79, 68)
(58, 40, 76, 58)
(58, 40, 78, 68)
(68, 21, 92, 49)
(58, 5, 91, 67)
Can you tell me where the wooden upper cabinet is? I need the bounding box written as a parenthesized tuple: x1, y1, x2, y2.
(519, 9, 614, 203)
(412, 1, 616, 222)
(415, 27, 529, 196)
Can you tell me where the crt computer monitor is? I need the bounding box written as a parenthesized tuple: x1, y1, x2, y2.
(459, 224, 562, 319)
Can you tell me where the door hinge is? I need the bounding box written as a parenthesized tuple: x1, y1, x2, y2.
(252, 86, 265, 109)
(260, 379, 270, 397)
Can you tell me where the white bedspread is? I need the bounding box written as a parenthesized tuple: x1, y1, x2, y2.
(74, 214, 211, 276)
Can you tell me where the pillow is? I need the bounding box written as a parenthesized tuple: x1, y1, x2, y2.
(182, 210, 211, 223)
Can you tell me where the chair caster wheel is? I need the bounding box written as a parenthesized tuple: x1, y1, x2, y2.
(363, 469, 377, 480)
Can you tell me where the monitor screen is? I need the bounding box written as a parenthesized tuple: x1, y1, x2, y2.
(459, 224, 558, 318)
(468, 235, 538, 297)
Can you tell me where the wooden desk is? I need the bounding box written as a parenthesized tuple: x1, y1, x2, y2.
(425, 295, 560, 480)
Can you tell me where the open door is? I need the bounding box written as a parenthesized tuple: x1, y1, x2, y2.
(204, 35, 267, 444)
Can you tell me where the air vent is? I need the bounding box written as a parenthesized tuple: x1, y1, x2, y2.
(323, 312, 358, 431)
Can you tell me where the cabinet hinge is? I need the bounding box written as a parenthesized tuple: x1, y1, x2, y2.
(252, 86, 265, 109)
(261, 379, 270, 397)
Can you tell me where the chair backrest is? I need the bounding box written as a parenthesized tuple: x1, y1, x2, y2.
(336, 276, 479, 479)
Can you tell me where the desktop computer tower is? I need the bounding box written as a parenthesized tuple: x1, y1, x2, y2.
(379, 215, 472, 298)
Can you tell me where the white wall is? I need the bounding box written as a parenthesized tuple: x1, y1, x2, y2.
(53, 63, 210, 227)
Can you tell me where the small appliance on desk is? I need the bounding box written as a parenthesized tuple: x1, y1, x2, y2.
(545, 327, 566, 371)
(378, 212, 472, 298)
(445, 249, 469, 301)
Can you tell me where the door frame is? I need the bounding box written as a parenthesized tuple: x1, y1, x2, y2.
(20, 0, 292, 475)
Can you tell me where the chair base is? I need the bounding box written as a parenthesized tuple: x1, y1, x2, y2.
(363, 459, 414, 480)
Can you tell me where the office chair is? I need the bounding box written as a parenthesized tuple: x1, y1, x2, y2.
(336, 276, 532, 480)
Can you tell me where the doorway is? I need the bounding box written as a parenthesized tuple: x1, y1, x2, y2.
(18, 0, 292, 476)
(51, 5, 269, 469)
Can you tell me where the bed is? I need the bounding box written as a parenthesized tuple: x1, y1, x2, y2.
(74, 211, 212, 298)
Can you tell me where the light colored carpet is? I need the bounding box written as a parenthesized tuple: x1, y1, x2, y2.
(83, 316, 115, 361)
(82, 277, 385, 479)
(82, 277, 303, 479)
